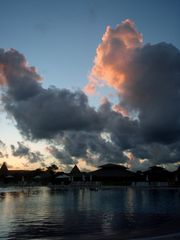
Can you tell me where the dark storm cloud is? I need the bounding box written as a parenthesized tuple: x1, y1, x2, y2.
(48, 127, 128, 166)
(130, 141, 180, 165)
(121, 43, 180, 144)
(0, 49, 100, 139)
(11, 142, 44, 163)
(46, 100, 135, 165)
(85, 39, 180, 166)
(0, 48, 42, 100)
(6, 88, 101, 139)
(0, 48, 130, 166)
(85, 20, 180, 147)
(0, 37, 180, 169)
(47, 145, 76, 165)
(98, 100, 141, 150)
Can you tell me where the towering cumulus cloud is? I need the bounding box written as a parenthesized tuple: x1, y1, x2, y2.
(92, 20, 180, 168)
(84, 19, 143, 94)
(0, 19, 180, 169)
(85, 20, 180, 162)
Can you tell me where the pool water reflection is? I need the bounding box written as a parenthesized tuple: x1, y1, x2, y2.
(0, 187, 180, 239)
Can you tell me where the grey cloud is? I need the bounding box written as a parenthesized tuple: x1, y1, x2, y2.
(47, 145, 76, 165)
(0, 49, 101, 139)
(130, 141, 180, 165)
(121, 43, 180, 144)
(49, 129, 128, 166)
(0, 42, 180, 169)
(0, 140, 8, 158)
(11, 142, 29, 157)
(0, 139, 6, 149)
(11, 142, 44, 163)
(0, 48, 42, 101)
(98, 100, 141, 150)
(6, 88, 101, 139)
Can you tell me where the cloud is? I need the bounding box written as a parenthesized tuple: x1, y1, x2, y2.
(6, 87, 101, 139)
(0, 139, 8, 158)
(46, 102, 132, 166)
(0, 20, 180, 170)
(128, 141, 180, 169)
(84, 19, 180, 168)
(0, 48, 42, 100)
(0, 49, 101, 139)
(0, 139, 6, 148)
(11, 142, 44, 163)
(48, 129, 128, 166)
(47, 145, 76, 165)
(0, 48, 131, 168)
(85, 19, 180, 145)
(84, 19, 142, 94)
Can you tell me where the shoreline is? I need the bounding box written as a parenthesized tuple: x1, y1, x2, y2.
(0, 185, 180, 194)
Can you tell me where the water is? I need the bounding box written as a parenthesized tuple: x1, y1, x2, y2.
(0, 187, 180, 239)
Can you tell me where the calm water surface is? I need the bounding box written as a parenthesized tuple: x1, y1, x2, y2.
(0, 186, 180, 239)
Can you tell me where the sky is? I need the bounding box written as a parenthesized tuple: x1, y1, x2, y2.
(0, 0, 180, 171)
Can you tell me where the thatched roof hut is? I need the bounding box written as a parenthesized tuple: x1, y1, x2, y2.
(90, 163, 135, 184)
(0, 162, 9, 177)
(70, 165, 82, 177)
(144, 166, 171, 182)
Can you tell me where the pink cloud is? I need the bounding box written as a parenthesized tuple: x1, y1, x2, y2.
(84, 19, 143, 94)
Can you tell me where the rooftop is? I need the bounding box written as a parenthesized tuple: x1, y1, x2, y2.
(98, 163, 128, 170)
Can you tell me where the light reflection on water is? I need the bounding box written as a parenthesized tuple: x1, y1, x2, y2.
(0, 187, 180, 239)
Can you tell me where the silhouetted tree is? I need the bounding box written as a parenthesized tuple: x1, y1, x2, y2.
(47, 164, 58, 175)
